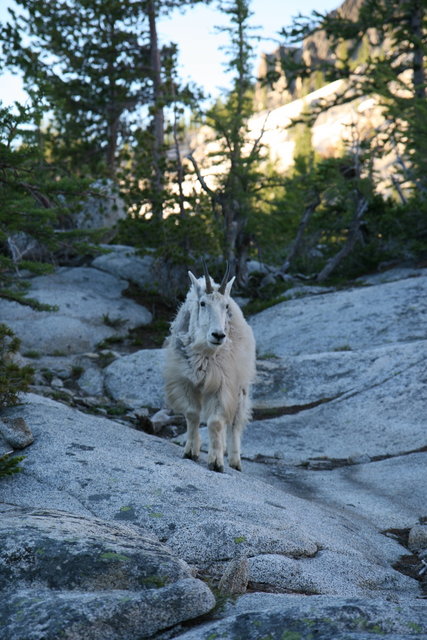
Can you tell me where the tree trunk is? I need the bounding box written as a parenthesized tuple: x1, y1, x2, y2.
(408, 0, 426, 100)
(316, 194, 368, 282)
(281, 192, 320, 273)
(106, 114, 119, 178)
(148, 0, 165, 218)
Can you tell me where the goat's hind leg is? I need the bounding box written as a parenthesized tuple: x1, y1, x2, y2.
(183, 410, 201, 461)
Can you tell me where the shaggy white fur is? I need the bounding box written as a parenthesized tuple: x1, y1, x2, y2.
(164, 271, 256, 472)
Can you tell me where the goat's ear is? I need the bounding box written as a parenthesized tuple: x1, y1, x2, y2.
(225, 276, 236, 297)
(188, 271, 201, 296)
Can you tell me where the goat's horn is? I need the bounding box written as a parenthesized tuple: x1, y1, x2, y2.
(202, 259, 213, 294)
(218, 262, 230, 295)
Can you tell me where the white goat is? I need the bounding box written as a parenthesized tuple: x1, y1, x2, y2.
(164, 263, 256, 472)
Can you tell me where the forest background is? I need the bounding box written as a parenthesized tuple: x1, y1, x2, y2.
(0, 0, 426, 301)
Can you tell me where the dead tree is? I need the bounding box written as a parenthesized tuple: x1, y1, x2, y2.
(316, 193, 368, 282)
(280, 191, 321, 274)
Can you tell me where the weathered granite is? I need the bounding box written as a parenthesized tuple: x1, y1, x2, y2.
(250, 272, 427, 357)
(92, 245, 155, 289)
(175, 593, 427, 639)
(0, 505, 214, 640)
(0, 267, 151, 355)
(104, 348, 165, 408)
(0, 394, 418, 601)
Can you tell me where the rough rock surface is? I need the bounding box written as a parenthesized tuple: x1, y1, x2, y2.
(92, 245, 190, 297)
(176, 593, 427, 639)
(0, 267, 151, 354)
(0, 393, 419, 604)
(92, 245, 155, 289)
(1, 260, 427, 638)
(0, 505, 214, 640)
(104, 348, 165, 409)
(250, 272, 427, 357)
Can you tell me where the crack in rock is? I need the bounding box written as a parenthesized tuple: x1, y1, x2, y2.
(253, 395, 341, 421)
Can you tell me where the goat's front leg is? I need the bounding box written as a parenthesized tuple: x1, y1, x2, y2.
(183, 410, 201, 461)
(207, 418, 225, 472)
(227, 422, 243, 471)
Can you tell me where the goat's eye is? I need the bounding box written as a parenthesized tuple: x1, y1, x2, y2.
(200, 301, 206, 307)
(226, 304, 229, 310)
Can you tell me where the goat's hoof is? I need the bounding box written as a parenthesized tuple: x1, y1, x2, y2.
(208, 462, 224, 473)
(183, 451, 199, 461)
(229, 457, 242, 471)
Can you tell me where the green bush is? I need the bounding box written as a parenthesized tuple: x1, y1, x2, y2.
(0, 324, 34, 409)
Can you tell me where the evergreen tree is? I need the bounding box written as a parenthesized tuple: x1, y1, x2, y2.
(272, 0, 427, 276)
(0, 324, 32, 482)
(188, 0, 266, 284)
(2, 0, 153, 178)
(0, 101, 92, 299)
(280, 0, 427, 197)
(0, 324, 33, 410)
(134, 0, 210, 219)
(1, 0, 211, 216)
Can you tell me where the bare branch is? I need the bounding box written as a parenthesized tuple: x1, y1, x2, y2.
(186, 152, 216, 199)
(248, 111, 271, 162)
(316, 194, 368, 282)
(281, 192, 321, 274)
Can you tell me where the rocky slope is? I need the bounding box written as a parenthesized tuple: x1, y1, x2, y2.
(0, 249, 426, 639)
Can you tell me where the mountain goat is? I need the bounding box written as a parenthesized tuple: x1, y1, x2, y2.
(164, 263, 256, 472)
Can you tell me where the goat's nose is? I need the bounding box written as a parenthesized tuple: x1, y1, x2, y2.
(212, 331, 226, 342)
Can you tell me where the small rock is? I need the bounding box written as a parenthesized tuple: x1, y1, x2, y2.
(50, 376, 64, 389)
(218, 555, 249, 596)
(0, 417, 34, 450)
(151, 409, 174, 433)
(78, 366, 105, 396)
(408, 524, 427, 551)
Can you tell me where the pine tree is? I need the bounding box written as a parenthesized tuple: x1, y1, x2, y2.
(2, 0, 153, 178)
(280, 0, 427, 197)
(0, 101, 92, 297)
(2, 0, 212, 218)
(274, 0, 427, 275)
(188, 0, 265, 284)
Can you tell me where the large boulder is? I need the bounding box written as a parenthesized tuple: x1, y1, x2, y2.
(104, 348, 165, 409)
(75, 179, 126, 230)
(0, 267, 151, 355)
(92, 244, 190, 297)
(92, 245, 155, 289)
(247, 340, 427, 463)
(242, 269, 427, 532)
(0, 505, 214, 640)
(250, 271, 427, 357)
(175, 593, 427, 640)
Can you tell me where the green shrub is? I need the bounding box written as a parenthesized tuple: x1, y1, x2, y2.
(0, 324, 34, 409)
